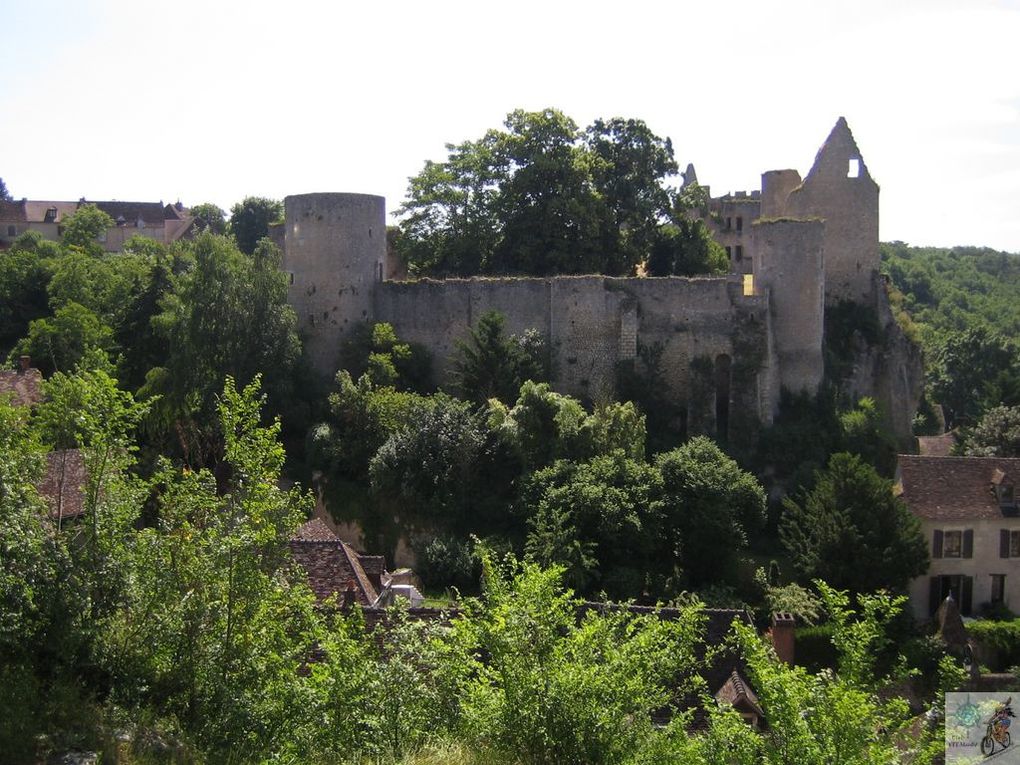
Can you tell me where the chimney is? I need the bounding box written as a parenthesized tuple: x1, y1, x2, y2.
(18, 355, 31, 373)
(770, 612, 796, 665)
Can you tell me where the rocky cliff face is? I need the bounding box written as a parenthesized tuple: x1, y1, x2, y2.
(841, 275, 924, 444)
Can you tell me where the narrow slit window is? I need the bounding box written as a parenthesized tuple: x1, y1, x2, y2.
(847, 158, 861, 178)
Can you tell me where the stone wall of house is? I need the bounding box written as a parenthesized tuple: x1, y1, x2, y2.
(908, 517, 1020, 620)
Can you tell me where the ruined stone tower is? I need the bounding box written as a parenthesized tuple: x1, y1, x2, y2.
(280, 193, 385, 374)
(767, 117, 880, 306)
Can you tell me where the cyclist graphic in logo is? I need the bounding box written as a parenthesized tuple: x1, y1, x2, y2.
(982, 696, 1016, 756)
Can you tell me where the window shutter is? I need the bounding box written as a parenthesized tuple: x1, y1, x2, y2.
(962, 576, 974, 616)
(929, 577, 942, 616)
(1002, 529, 1010, 558)
(963, 529, 974, 558)
(933, 530, 944, 558)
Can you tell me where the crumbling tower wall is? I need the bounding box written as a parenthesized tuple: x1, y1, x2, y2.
(281, 193, 385, 376)
(782, 117, 879, 306)
(753, 218, 825, 396)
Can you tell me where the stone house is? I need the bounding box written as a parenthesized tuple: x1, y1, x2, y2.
(289, 519, 386, 606)
(0, 198, 197, 252)
(897, 455, 1020, 619)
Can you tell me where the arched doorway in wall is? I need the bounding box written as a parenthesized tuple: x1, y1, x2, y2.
(715, 354, 731, 445)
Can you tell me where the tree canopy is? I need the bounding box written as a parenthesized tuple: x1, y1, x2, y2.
(395, 108, 726, 278)
(781, 452, 929, 594)
(229, 196, 283, 255)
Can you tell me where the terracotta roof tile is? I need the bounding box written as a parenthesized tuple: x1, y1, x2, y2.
(37, 449, 87, 523)
(897, 455, 1020, 521)
(1, 199, 172, 227)
(289, 520, 379, 605)
(715, 667, 764, 717)
(0, 367, 44, 407)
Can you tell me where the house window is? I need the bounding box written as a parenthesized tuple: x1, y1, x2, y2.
(735, 245, 744, 261)
(944, 530, 963, 558)
(1001, 529, 1020, 557)
(934, 528, 973, 558)
(736, 217, 743, 232)
(725, 246, 732, 260)
(726, 217, 732, 230)
(992, 574, 1007, 604)
(6, 225, 14, 237)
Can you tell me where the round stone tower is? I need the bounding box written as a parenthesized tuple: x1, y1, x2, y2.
(281, 193, 385, 377)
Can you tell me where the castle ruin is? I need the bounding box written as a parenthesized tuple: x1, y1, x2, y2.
(277, 118, 922, 442)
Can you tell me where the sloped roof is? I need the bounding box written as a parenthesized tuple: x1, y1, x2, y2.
(897, 455, 1020, 521)
(289, 519, 379, 605)
(37, 449, 87, 523)
(0, 366, 43, 407)
(0, 199, 173, 226)
(715, 667, 764, 717)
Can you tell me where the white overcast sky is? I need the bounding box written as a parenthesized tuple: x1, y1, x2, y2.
(2, 0, 1019, 252)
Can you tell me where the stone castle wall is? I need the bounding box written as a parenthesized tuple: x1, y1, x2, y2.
(278, 118, 920, 441)
(375, 274, 773, 434)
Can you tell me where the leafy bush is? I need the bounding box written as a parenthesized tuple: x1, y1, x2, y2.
(969, 619, 1020, 671)
(416, 535, 478, 592)
(794, 623, 838, 672)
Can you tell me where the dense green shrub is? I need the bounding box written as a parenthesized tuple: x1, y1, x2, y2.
(969, 619, 1020, 671)
(794, 624, 837, 673)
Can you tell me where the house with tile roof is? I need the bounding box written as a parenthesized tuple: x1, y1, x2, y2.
(289, 519, 385, 606)
(897, 455, 1020, 619)
(0, 355, 44, 407)
(0, 197, 198, 252)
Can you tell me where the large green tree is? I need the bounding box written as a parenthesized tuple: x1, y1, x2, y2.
(927, 326, 1020, 428)
(60, 203, 114, 256)
(964, 404, 1020, 457)
(229, 196, 283, 255)
(654, 436, 766, 589)
(141, 233, 299, 463)
(396, 108, 691, 277)
(190, 202, 228, 235)
(781, 452, 929, 594)
(453, 310, 548, 405)
(524, 451, 661, 597)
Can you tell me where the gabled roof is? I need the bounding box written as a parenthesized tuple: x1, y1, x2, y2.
(715, 667, 764, 718)
(37, 449, 87, 523)
(289, 519, 379, 605)
(897, 455, 1020, 521)
(0, 366, 43, 408)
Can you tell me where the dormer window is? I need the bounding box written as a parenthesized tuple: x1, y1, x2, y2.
(44, 207, 58, 223)
(992, 469, 1017, 514)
